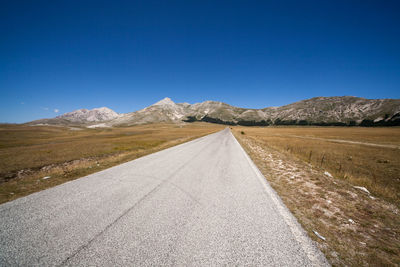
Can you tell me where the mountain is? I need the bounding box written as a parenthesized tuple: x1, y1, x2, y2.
(27, 107, 120, 126)
(110, 97, 188, 125)
(57, 107, 119, 122)
(262, 96, 400, 124)
(27, 96, 400, 127)
(113, 96, 400, 126)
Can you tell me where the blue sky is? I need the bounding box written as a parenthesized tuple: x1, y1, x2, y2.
(1, 0, 399, 123)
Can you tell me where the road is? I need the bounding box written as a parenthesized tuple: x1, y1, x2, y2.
(0, 128, 328, 266)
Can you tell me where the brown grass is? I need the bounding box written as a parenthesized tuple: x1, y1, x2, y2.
(0, 123, 223, 204)
(233, 127, 400, 205)
(232, 126, 400, 266)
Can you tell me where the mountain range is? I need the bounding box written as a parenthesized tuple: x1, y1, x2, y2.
(27, 96, 400, 127)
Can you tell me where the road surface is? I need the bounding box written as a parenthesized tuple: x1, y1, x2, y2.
(0, 128, 328, 266)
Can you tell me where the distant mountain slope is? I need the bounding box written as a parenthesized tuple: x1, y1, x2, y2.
(260, 96, 400, 125)
(27, 107, 120, 126)
(275, 97, 399, 120)
(57, 107, 119, 122)
(110, 97, 188, 125)
(27, 96, 400, 127)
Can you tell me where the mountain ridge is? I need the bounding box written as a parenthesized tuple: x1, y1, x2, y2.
(27, 96, 400, 127)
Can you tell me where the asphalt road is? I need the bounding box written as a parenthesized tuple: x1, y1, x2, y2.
(0, 128, 329, 266)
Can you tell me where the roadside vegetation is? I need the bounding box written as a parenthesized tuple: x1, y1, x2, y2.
(233, 126, 400, 266)
(0, 122, 223, 204)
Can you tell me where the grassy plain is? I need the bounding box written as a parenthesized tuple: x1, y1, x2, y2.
(233, 126, 400, 266)
(0, 123, 223, 204)
(235, 127, 400, 204)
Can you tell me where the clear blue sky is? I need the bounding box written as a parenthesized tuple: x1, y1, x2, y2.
(1, 0, 399, 123)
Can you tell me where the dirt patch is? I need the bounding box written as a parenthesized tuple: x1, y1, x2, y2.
(286, 134, 400, 149)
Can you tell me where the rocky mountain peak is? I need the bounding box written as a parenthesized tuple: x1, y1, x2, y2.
(57, 107, 119, 122)
(152, 97, 176, 107)
(92, 107, 114, 112)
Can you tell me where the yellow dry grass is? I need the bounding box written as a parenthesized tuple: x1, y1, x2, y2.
(0, 122, 223, 204)
(234, 126, 400, 205)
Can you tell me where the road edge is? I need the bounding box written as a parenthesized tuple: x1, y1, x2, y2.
(229, 129, 330, 267)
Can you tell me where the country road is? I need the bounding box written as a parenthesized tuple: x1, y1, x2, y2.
(0, 128, 328, 266)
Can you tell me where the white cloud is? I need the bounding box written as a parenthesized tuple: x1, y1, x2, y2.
(41, 107, 49, 110)
(54, 109, 59, 113)
(20, 102, 24, 105)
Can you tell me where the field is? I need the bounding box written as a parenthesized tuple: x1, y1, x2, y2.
(2, 123, 399, 265)
(0, 123, 223, 204)
(234, 127, 400, 205)
(233, 126, 400, 266)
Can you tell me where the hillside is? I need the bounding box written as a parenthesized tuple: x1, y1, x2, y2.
(27, 96, 400, 127)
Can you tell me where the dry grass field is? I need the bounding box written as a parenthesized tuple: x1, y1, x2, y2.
(0, 123, 223, 204)
(233, 126, 400, 266)
(235, 127, 400, 205)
